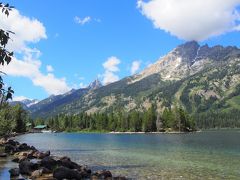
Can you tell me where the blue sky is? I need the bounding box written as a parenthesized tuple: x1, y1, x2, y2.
(1, 0, 240, 100)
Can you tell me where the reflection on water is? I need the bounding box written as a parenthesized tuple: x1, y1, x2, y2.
(0, 130, 238, 179)
(0, 157, 18, 180)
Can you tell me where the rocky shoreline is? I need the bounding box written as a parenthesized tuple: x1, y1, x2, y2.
(0, 136, 127, 180)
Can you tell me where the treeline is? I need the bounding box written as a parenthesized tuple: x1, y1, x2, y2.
(195, 109, 240, 129)
(38, 106, 196, 132)
(0, 104, 28, 136)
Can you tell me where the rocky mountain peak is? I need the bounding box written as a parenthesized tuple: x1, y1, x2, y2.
(173, 41, 200, 64)
(133, 41, 240, 82)
(88, 79, 102, 90)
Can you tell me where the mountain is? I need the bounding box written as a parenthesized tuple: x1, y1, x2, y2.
(10, 99, 39, 109)
(87, 79, 102, 90)
(28, 79, 102, 117)
(29, 41, 240, 123)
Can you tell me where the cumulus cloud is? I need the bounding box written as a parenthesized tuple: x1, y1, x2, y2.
(0, 9, 71, 95)
(2, 54, 70, 95)
(102, 56, 121, 85)
(0, 9, 47, 52)
(131, 60, 141, 75)
(138, 0, 240, 41)
(74, 16, 91, 25)
(103, 56, 121, 72)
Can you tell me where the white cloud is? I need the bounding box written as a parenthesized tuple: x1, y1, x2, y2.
(0, 8, 71, 95)
(32, 73, 70, 95)
(102, 71, 119, 85)
(0, 9, 47, 52)
(46, 65, 54, 72)
(103, 56, 121, 72)
(2, 55, 71, 95)
(138, 0, 240, 41)
(12, 96, 29, 101)
(102, 56, 121, 85)
(131, 60, 141, 75)
(74, 16, 91, 25)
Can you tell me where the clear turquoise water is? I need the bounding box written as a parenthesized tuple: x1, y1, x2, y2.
(1, 130, 240, 179)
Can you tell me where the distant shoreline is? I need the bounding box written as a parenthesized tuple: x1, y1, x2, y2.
(108, 131, 200, 134)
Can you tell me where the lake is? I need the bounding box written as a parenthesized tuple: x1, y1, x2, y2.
(1, 130, 240, 179)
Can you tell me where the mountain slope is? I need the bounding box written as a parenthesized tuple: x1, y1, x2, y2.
(29, 41, 240, 119)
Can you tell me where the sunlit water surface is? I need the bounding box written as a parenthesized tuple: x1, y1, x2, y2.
(0, 130, 240, 179)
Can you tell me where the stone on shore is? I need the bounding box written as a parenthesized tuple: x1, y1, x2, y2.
(33, 150, 50, 159)
(6, 139, 19, 146)
(2, 139, 128, 180)
(31, 169, 43, 178)
(18, 143, 35, 151)
(9, 168, 20, 177)
(0, 153, 7, 157)
(19, 159, 39, 175)
(53, 166, 83, 180)
(4, 144, 17, 154)
(40, 156, 58, 171)
(57, 156, 80, 170)
(93, 170, 112, 179)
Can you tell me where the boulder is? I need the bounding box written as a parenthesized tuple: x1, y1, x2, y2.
(57, 156, 80, 169)
(19, 159, 39, 175)
(40, 156, 58, 171)
(13, 151, 31, 162)
(5, 144, 17, 153)
(41, 167, 52, 174)
(0, 153, 7, 157)
(93, 170, 112, 179)
(33, 150, 50, 159)
(31, 169, 43, 178)
(6, 139, 19, 146)
(15, 150, 37, 159)
(79, 165, 91, 178)
(9, 168, 20, 177)
(18, 143, 32, 151)
(53, 166, 83, 180)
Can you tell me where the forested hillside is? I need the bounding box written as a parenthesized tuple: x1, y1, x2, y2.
(26, 41, 240, 129)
